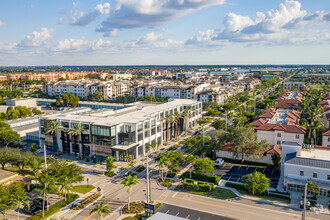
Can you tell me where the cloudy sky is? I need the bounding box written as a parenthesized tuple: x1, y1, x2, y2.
(0, 0, 329, 66)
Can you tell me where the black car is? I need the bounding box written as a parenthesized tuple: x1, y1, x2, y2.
(23, 204, 41, 215)
(33, 198, 50, 209)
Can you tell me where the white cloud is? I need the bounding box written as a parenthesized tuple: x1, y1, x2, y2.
(18, 27, 52, 48)
(129, 32, 183, 50)
(53, 37, 114, 52)
(203, 0, 330, 45)
(186, 29, 229, 47)
(0, 21, 4, 26)
(61, 2, 111, 26)
(96, 0, 225, 36)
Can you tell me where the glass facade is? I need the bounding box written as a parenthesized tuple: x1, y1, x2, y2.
(91, 125, 116, 146)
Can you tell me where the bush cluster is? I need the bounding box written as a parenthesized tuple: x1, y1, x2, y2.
(27, 194, 79, 220)
(181, 172, 220, 184)
(135, 165, 145, 173)
(122, 201, 145, 214)
(182, 179, 214, 192)
(167, 144, 179, 151)
(72, 192, 101, 210)
(105, 171, 117, 177)
(225, 182, 247, 191)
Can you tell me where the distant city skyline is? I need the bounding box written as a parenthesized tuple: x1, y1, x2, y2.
(0, 0, 329, 66)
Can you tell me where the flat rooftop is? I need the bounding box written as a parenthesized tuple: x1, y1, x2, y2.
(300, 147, 330, 161)
(42, 99, 199, 126)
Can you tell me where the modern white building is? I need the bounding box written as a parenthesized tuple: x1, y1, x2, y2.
(38, 99, 202, 161)
(283, 81, 306, 90)
(280, 142, 330, 207)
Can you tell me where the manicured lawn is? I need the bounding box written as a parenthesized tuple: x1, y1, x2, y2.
(73, 185, 95, 194)
(4, 167, 35, 176)
(235, 189, 290, 204)
(187, 188, 237, 200)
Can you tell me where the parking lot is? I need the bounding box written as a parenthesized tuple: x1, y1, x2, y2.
(157, 203, 234, 220)
(215, 163, 280, 188)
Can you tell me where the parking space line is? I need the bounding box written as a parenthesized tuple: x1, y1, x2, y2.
(237, 177, 240, 182)
(230, 164, 233, 169)
(228, 176, 231, 181)
(166, 210, 170, 214)
(186, 215, 190, 219)
(176, 212, 180, 216)
(238, 166, 241, 170)
(246, 167, 249, 171)
(254, 167, 257, 172)
(263, 168, 266, 173)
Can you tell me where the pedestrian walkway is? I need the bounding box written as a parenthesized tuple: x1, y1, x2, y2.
(48, 188, 103, 220)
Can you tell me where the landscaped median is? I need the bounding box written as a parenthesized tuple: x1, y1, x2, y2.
(26, 194, 79, 220)
(180, 171, 221, 184)
(71, 192, 102, 210)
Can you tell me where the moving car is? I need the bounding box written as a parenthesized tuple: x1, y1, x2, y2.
(214, 158, 224, 167)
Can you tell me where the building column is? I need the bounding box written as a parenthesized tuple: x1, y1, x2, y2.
(135, 146, 139, 159)
(115, 151, 119, 161)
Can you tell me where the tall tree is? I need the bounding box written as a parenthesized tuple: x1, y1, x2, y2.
(38, 170, 57, 216)
(45, 121, 64, 153)
(197, 117, 212, 146)
(10, 182, 29, 220)
(56, 93, 79, 108)
(120, 175, 140, 210)
(193, 157, 214, 175)
(68, 124, 85, 156)
(31, 157, 43, 182)
(242, 172, 270, 195)
(182, 106, 192, 135)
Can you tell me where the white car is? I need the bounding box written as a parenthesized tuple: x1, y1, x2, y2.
(214, 158, 224, 167)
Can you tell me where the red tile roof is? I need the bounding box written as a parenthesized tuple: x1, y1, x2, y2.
(255, 123, 306, 134)
(251, 119, 267, 127)
(322, 129, 330, 136)
(219, 142, 281, 155)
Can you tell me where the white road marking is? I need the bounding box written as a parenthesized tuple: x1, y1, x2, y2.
(246, 166, 249, 171)
(254, 167, 257, 172)
(166, 210, 170, 214)
(176, 212, 180, 216)
(186, 215, 190, 219)
(172, 192, 178, 197)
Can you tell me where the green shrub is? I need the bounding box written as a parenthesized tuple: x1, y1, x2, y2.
(105, 171, 116, 177)
(197, 181, 204, 185)
(162, 179, 172, 187)
(27, 194, 79, 220)
(268, 192, 291, 200)
(135, 165, 145, 173)
(155, 203, 162, 210)
(181, 172, 220, 184)
(168, 144, 179, 151)
(182, 181, 214, 192)
(225, 182, 247, 191)
(184, 179, 195, 184)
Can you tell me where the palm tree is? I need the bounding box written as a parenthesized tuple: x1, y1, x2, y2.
(31, 157, 43, 182)
(311, 120, 325, 145)
(45, 121, 64, 153)
(11, 185, 29, 220)
(68, 124, 85, 156)
(90, 201, 111, 220)
(182, 106, 192, 135)
(173, 111, 182, 138)
(39, 170, 57, 216)
(120, 175, 140, 210)
(164, 114, 173, 142)
(197, 117, 212, 146)
(0, 184, 11, 220)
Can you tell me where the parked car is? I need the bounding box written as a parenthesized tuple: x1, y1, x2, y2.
(33, 198, 50, 209)
(265, 165, 273, 173)
(273, 166, 281, 174)
(23, 204, 41, 215)
(214, 158, 224, 167)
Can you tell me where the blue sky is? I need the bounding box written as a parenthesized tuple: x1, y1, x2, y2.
(0, 0, 329, 66)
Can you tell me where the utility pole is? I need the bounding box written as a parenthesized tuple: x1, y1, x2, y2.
(146, 156, 150, 203)
(302, 182, 308, 220)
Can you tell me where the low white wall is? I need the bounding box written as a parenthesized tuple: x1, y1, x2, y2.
(216, 150, 273, 164)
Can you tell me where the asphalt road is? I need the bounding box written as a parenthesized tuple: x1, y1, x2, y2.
(157, 203, 235, 220)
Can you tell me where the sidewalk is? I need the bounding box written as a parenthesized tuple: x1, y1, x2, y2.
(47, 188, 102, 220)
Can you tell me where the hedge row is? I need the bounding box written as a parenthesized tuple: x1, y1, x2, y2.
(268, 192, 291, 200)
(225, 182, 247, 191)
(181, 172, 220, 184)
(27, 194, 79, 220)
(182, 179, 214, 192)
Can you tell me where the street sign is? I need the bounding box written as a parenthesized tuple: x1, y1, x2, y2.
(145, 203, 155, 214)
